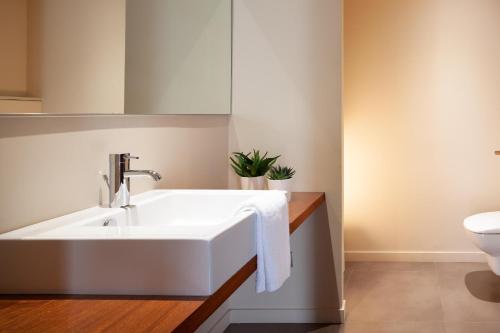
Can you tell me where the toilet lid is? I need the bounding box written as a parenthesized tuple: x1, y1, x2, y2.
(464, 212, 500, 234)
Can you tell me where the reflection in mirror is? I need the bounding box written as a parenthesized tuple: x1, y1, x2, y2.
(0, 0, 231, 115)
(0, 0, 126, 115)
(125, 0, 232, 115)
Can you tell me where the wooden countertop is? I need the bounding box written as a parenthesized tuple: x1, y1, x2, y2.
(0, 192, 326, 333)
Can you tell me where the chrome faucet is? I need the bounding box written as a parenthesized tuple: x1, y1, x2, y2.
(102, 153, 162, 208)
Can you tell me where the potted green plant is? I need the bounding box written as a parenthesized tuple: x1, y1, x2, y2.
(230, 150, 280, 190)
(267, 165, 296, 201)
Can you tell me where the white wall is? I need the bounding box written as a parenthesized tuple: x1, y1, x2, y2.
(229, 0, 344, 316)
(344, 0, 500, 261)
(27, 0, 126, 114)
(0, 116, 228, 233)
(125, 0, 231, 115)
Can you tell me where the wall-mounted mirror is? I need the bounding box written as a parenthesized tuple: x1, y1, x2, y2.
(0, 0, 232, 115)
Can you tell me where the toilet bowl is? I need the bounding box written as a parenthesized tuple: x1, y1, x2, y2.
(464, 212, 500, 275)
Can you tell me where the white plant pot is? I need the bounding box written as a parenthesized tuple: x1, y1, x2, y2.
(240, 176, 266, 190)
(267, 178, 293, 201)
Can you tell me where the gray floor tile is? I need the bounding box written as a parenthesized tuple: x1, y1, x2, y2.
(345, 268, 443, 322)
(342, 321, 446, 333)
(444, 322, 500, 333)
(224, 322, 446, 333)
(436, 262, 500, 322)
(225, 262, 500, 333)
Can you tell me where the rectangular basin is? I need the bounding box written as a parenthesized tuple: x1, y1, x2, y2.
(0, 190, 263, 296)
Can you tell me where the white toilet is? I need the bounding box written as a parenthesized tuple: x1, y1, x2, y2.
(464, 212, 500, 275)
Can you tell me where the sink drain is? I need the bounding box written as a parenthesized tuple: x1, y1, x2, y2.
(103, 218, 115, 226)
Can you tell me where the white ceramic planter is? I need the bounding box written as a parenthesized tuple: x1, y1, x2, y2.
(267, 178, 292, 201)
(240, 176, 266, 190)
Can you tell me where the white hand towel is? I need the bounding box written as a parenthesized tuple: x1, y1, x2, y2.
(237, 191, 291, 293)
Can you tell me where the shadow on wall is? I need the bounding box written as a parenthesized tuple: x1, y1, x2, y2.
(0, 115, 229, 139)
(307, 204, 341, 319)
(465, 270, 500, 303)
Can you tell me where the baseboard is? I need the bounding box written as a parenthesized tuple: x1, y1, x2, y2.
(345, 251, 486, 262)
(207, 310, 231, 333)
(339, 300, 346, 323)
(229, 307, 343, 324)
(196, 300, 231, 333)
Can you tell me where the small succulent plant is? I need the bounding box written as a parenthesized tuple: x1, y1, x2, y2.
(230, 150, 280, 177)
(267, 165, 296, 180)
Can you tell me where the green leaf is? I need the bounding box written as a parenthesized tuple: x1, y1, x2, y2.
(267, 165, 296, 180)
(229, 150, 281, 177)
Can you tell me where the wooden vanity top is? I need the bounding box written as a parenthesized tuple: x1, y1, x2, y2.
(0, 192, 326, 333)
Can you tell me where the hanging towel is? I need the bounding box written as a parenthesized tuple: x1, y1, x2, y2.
(237, 191, 291, 293)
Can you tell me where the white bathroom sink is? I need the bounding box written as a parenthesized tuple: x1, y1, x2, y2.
(0, 190, 264, 296)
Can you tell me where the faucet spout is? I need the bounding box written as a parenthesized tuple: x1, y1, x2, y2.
(107, 153, 162, 208)
(124, 170, 162, 181)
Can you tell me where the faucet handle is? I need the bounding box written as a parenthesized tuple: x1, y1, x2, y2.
(109, 153, 139, 162)
(124, 154, 139, 160)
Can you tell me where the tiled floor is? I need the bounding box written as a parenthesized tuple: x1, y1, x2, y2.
(224, 262, 500, 333)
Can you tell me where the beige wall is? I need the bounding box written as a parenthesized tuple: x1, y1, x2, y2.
(27, 0, 125, 114)
(0, 116, 228, 233)
(344, 0, 500, 261)
(230, 0, 343, 309)
(0, 0, 28, 95)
